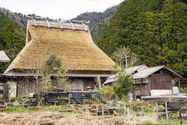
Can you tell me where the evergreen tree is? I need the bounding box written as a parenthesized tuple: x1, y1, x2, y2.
(96, 0, 187, 77)
(0, 12, 25, 73)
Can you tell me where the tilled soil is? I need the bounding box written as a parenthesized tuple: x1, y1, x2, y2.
(0, 112, 130, 125)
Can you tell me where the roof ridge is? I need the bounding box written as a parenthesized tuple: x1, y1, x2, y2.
(146, 65, 165, 69)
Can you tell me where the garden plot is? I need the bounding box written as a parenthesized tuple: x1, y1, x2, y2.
(0, 112, 130, 125)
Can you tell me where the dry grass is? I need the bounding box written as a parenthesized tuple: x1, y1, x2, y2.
(0, 111, 129, 125)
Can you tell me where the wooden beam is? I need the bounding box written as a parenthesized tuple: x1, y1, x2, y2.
(58, 19, 63, 30)
(82, 22, 88, 32)
(46, 17, 50, 28)
(32, 17, 37, 27)
(70, 21, 75, 31)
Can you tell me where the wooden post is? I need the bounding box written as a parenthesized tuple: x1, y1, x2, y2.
(124, 104, 126, 115)
(102, 104, 104, 116)
(127, 108, 130, 121)
(165, 102, 168, 121)
(179, 81, 181, 89)
(133, 113, 136, 125)
(156, 103, 158, 121)
(5, 103, 7, 109)
(88, 107, 90, 116)
(68, 93, 71, 105)
(22, 102, 25, 107)
(96, 104, 98, 116)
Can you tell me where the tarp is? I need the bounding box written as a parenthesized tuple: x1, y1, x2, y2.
(45, 92, 69, 101)
(71, 92, 105, 104)
(44, 91, 105, 104)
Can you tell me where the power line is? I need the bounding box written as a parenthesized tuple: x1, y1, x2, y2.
(98, 27, 187, 35)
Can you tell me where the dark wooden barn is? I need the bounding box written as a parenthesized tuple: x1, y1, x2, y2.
(104, 65, 182, 98)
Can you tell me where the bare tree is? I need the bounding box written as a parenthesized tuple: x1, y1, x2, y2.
(114, 46, 139, 68)
(15, 23, 72, 106)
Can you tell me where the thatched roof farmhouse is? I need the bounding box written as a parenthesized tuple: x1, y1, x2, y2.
(1, 17, 115, 97)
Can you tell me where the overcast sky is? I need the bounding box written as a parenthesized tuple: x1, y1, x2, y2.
(1, 0, 124, 19)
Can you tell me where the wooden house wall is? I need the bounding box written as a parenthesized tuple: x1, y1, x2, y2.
(17, 77, 95, 96)
(66, 78, 84, 91)
(149, 74, 172, 90)
(134, 83, 150, 97)
(18, 78, 36, 97)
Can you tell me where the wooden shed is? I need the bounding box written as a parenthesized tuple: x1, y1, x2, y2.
(1, 17, 115, 97)
(104, 65, 182, 98)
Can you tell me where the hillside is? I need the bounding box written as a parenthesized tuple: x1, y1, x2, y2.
(0, 10, 26, 73)
(96, 0, 187, 77)
(0, 5, 119, 42)
(73, 5, 119, 41)
(0, 7, 27, 28)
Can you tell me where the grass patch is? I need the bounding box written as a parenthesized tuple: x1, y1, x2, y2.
(142, 120, 152, 124)
(157, 120, 187, 125)
(6, 106, 30, 113)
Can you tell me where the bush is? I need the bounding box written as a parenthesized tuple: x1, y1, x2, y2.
(113, 70, 133, 100)
(99, 86, 117, 101)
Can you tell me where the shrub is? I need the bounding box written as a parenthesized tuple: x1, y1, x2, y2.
(113, 70, 133, 100)
(99, 86, 117, 101)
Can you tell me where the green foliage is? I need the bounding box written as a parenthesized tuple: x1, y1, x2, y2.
(42, 54, 62, 75)
(157, 120, 181, 125)
(140, 105, 155, 114)
(142, 120, 152, 124)
(113, 70, 133, 100)
(96, 0, 187, 77)
(99, 86, 116, 101)
(40, 53, 68, 92)
(179, 87, 187, 93)
(7, 106, 29, 112)
(158, 104, 164, 109)
(73, 5, 118, 41)
(0, 11, 26, 73)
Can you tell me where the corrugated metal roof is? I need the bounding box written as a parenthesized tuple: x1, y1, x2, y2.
(103, 65, 148, 84)
(104, 65, 183, 84)
(132, 65, 183, 79)
(0, 51, 10, 62)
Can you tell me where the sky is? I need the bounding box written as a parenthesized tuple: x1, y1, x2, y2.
(1, 0, 124, 20)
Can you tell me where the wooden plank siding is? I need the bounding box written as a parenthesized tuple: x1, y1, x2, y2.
(83, 78, 95, 91)
(18, 78, 36, 97)
(149, 74, 172, 91)
(134, 83, 150, 97)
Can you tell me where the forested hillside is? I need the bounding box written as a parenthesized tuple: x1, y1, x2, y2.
(96, 0, 187, 77)
(0, 7, 27, 27)
(0, 11, 25, 73)
(73, 5, 118, 41)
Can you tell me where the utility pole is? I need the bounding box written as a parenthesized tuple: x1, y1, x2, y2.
(125, 55, 127, 69)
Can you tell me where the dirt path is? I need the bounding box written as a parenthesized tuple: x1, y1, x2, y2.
(0, 112, 130, 125)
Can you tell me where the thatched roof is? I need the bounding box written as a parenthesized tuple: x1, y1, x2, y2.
(5, 20, 115, 73)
